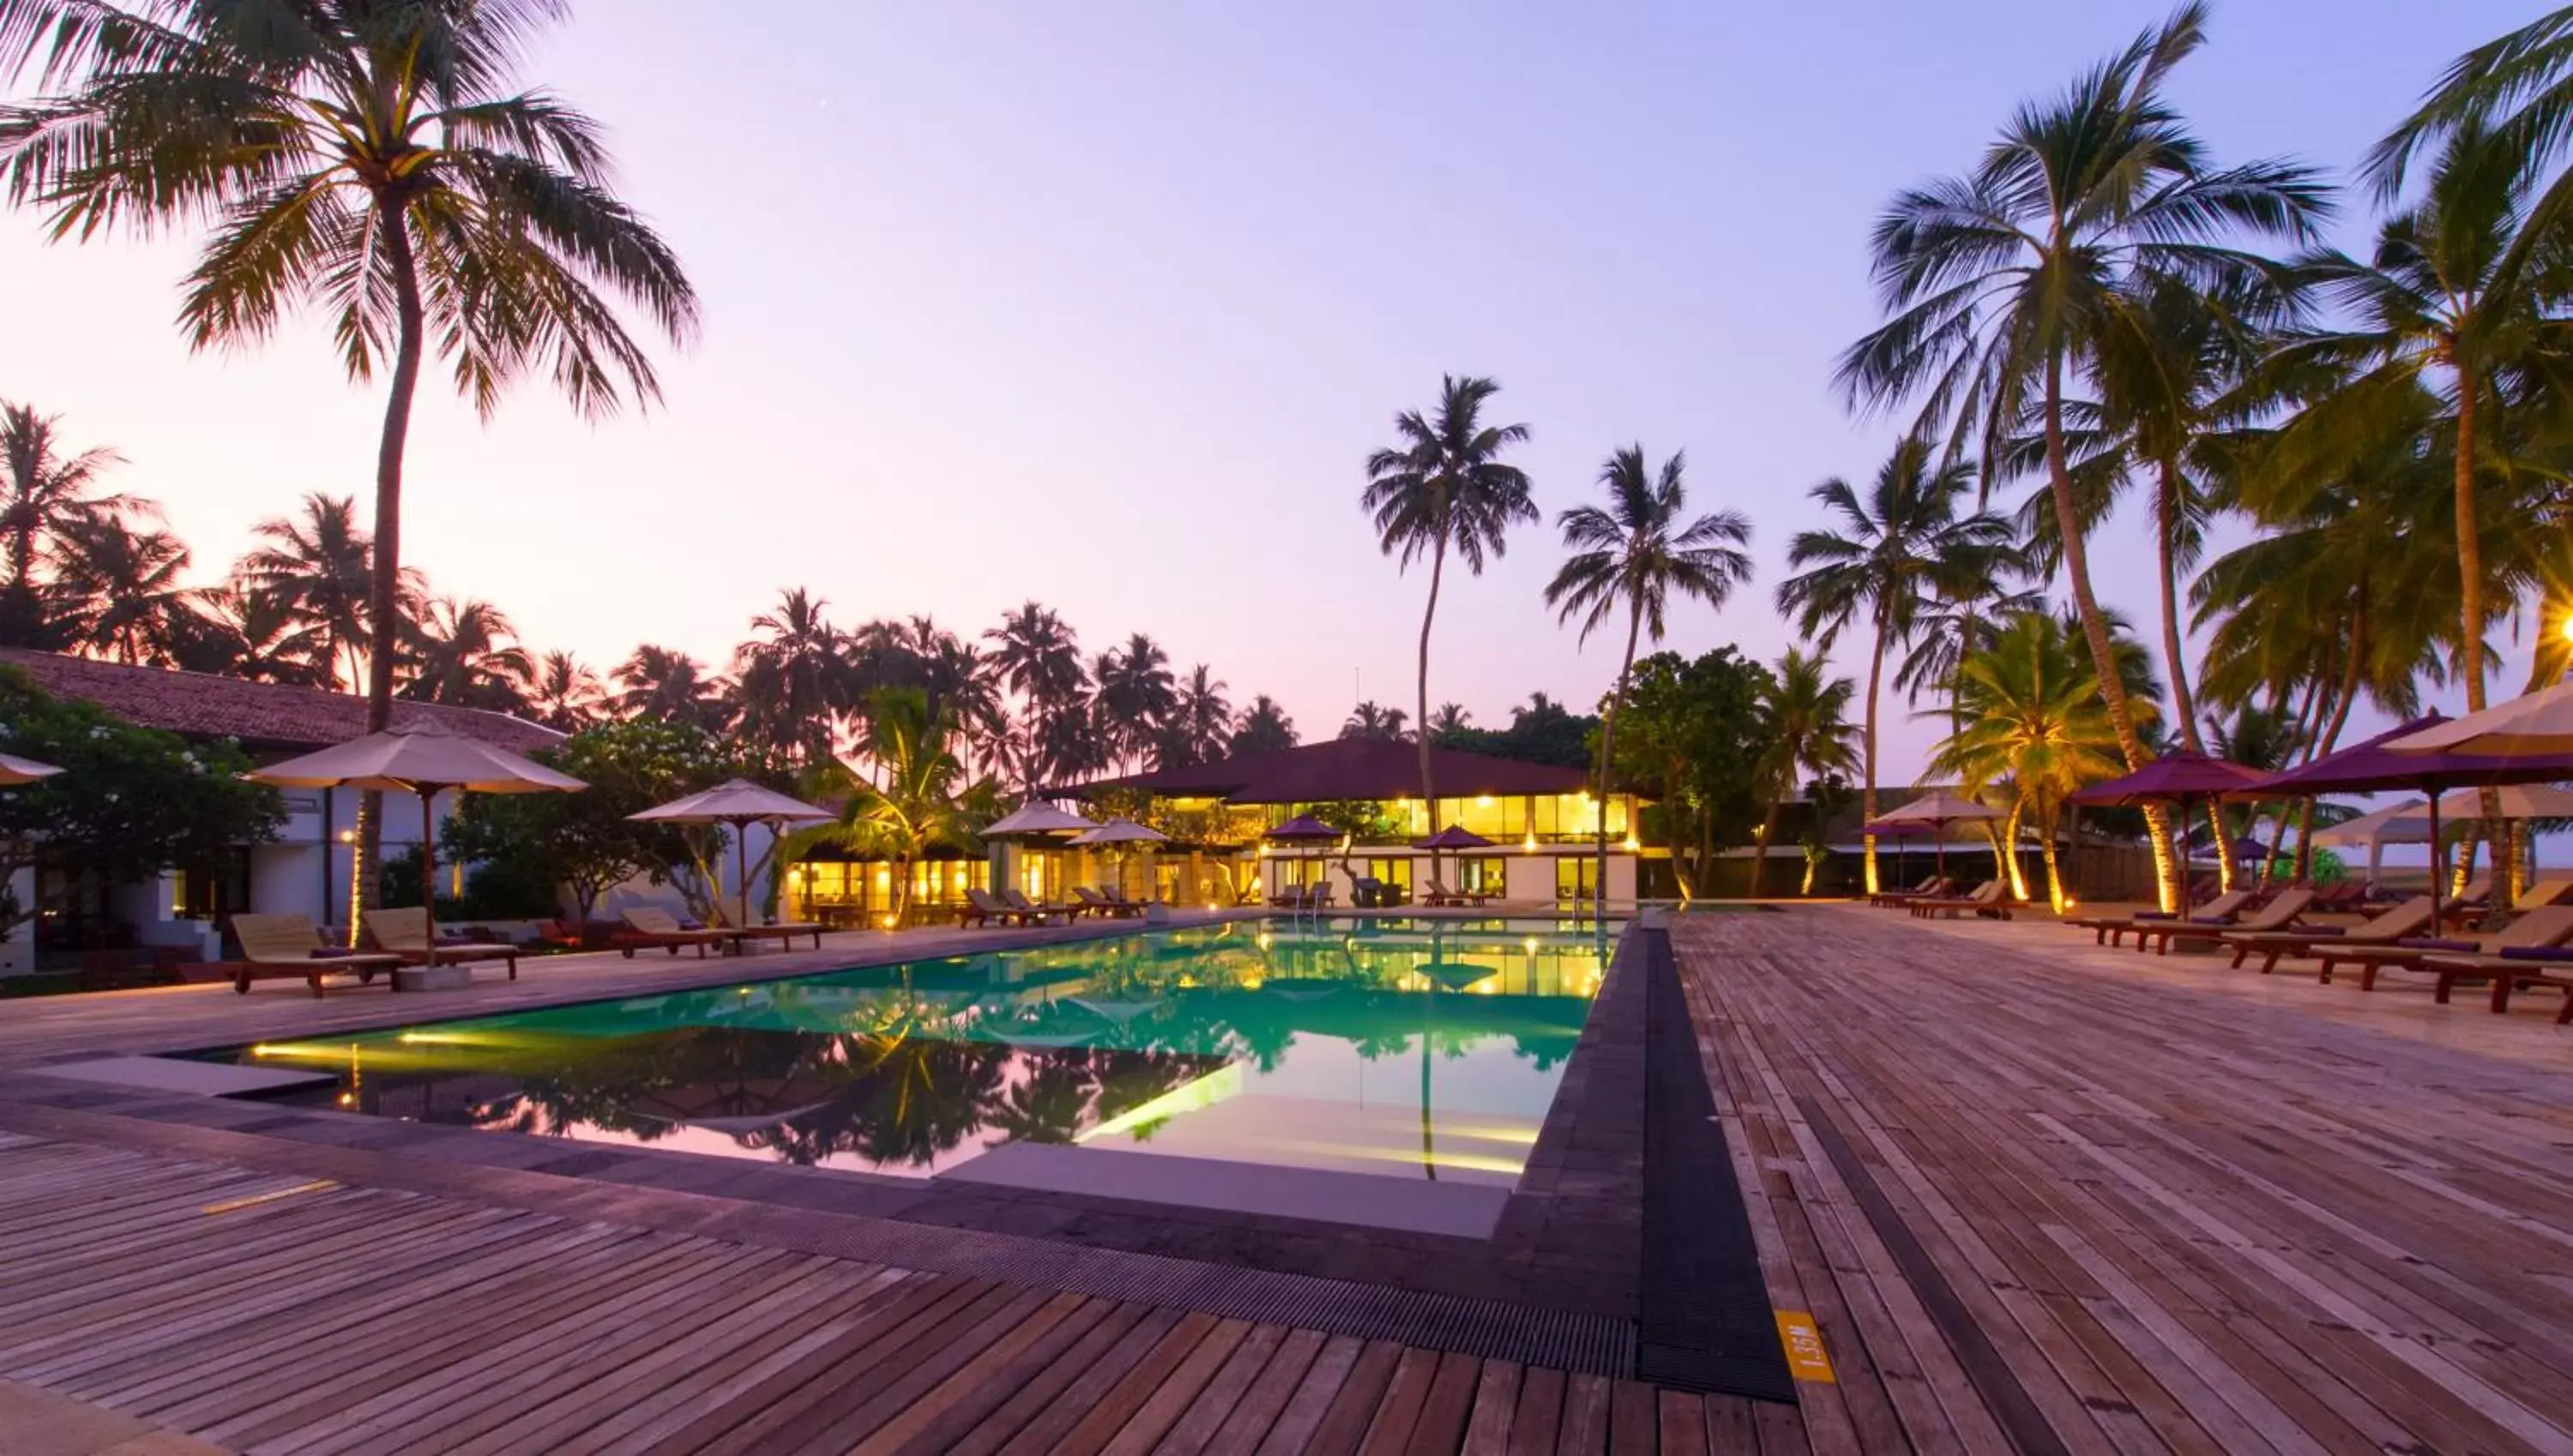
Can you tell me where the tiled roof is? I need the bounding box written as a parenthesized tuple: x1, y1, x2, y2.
(0, 649, 563, 755)
(1066, 736, 1606, 803)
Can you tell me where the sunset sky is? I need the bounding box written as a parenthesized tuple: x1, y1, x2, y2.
(0, 0, 2540, 788)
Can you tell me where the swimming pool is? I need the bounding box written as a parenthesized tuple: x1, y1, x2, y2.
(224, 918, 1614, 1224)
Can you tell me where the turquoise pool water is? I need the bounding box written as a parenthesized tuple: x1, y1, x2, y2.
(231, 918, 1612, 1191)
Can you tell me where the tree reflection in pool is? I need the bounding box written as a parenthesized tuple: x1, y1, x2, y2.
(236, 918, 1610, 1186)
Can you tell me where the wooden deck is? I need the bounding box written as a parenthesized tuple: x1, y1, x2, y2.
(0, 905, 2568, 1452)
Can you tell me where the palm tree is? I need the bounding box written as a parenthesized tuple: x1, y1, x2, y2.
(737, 588, 846, 766)
(784, 687, 987, 927)
(1362, 376, 1537, 837)
(2266, 121, 2570, 899)
(615, 644, 720, 726)
(1930, 613, 2144, 912)
(1752, 650, 1859, 898)
(234, 494, 380, 690)
(1094, 633, 1176, 772)
(1835, 2, 2329, 906)
(1776, 438, 2014, 893)
(179, 586, 334, 686)
(0, 401, 142, 587)
(528, 650, 605, 732)
(2369, 8, 2573, 260)
(1341, 701, 1409, 742)
(1545, 446, 1754, 913)
(984, 601, 1088, 787)
(401, 597, 531, 711)
(1161, 665, 1232, 769)
(1231, 695, 1298, 755)
(0, 0, 700, 934)
(52, 517, 198, 664)
(1425, 703, 1473, 743)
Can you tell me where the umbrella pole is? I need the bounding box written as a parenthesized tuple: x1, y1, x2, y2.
(2425, 787, 2444, 930)
(736, 818, 751, 935)
(419, 785, 439, 960)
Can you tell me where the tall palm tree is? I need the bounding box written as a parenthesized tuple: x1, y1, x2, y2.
(738, 588, 846, 766)
(1752, 650, 1859, 898)
(615, 644, 720, 726)
(0, 0, 700, 934)
(1094, 633, 1176, 773)
(234, 494, 380, 691)
(2266, 121, 2570, 899)
(1425, 703, 1473, 742)
(784, 687, 987, 928)
(1545, 445, 1754, 913)
(179, 585, 334, 685)
(528, 650, 605, 732)
(1341, 701, 1409, 742)
(401, 597, 531, 710)
(1160, 665, 1233, 769)
(0, 401, 141, 586)
(2369, 8, 2573, 260)
(983, 601, 1088, 788)
(1362, 375, 1536, 837)
(1776, 438, 2014, 893)
(1835, 2, 2329, 906)
(1930, 613, 2144, 912)
(51, 517, 198, 664)
(1231, 695, 1298, 755)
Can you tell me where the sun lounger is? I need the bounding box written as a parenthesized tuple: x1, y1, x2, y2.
(1870, 875, 1948, 909)
(2130, 889, 2317, 956)
(2317, 905, 2573, 996)
(1073, 887, 1145, 918)
(1912, 881, 2010, 920)
(964, 888, 1038, 927)
(2067, 889, 2257, 948)
(730, 919, 825, 950)
(365, 906, 520, 980)
(616, 906, 734, 958)
(2517, 877, 2573, 910)
(1003, 887, 1074, 924)
(2448, 953, 2573, 1020)
(228, 912, 407, 997)
(2219, 895, 2434, 974)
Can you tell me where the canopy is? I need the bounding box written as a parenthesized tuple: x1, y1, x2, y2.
(1873, 791, 2005, 826)
(0, 752, 62, 785)
(2391, 681, 2573, 757)
(983, 802, 1100, 838)
(632, 778, 835, 931)
(2070, 751, 2269, 806)
(1264, 814, 1342, 842)
(1413, 825, 1496, 851)
(249, 722, 584, 956)
(1069, 818, 1170, 847)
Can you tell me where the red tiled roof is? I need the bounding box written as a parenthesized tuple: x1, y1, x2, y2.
(1065, 737, 1608, 804)
(0, 649, 563, 755)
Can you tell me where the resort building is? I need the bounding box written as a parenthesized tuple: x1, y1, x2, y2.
(0, 648, 561, 972)
(1053, 737, 1653, 907)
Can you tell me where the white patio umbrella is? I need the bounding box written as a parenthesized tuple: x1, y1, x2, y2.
(2312, 799, 2431, 887)
(630, 778, 835, 931)
(2390, 680, 2573, 755)
(249, 719, 585, 951)
(1068, 818, 1167, 900)
(1871, 791, 2007, 881)
(2317, 786, 2573, 883)
(984, 802, 1101, 838)
(0, 752, 62, 785)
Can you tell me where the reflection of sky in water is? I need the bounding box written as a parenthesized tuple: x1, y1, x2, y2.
(235, 918, 1607, 1186)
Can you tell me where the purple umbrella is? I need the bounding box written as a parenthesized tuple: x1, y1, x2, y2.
(1411, 824, 1493, 899)
(2071, 751, 2272, 912)
(1265, 814, 1342, 841)
(1862, 818, 1931, 887)
(2253, 713, 2573, 923)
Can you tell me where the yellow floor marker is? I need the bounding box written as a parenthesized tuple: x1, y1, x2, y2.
(202, 1179, 336, 1215)
(1775, 1310, 1836, 1383)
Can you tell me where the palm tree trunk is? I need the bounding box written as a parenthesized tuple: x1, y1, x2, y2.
(2001, 798, 2029, 900)
(1594, 601, 1643, 918)
(2046, 354, 2177, 909)
(2452, 379, 2513, 905)
(2039, 809, 2068, 913)
(1751, 798, 1780, 899)
(1861, 615, 1888, 896)
(2155, 460, 2204, 755)
(351, 205, 429, 947)
(1416, 534, 1446, 847)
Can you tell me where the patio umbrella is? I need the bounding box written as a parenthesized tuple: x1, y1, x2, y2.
(2391, 680, 2573, 756)
(2070, 751, 2271, 912)
(1871, 791, 2005, 883)
(983, 802, 1101, 838)
(0, 752, 61, 785)
(1862, 817, 1931, 889)
(1068, 819, 1169, 899)
(2255, 709, 2573, 923)
(249, 719, 585, 954)
(1265, 814, 1341, 842)
(631, 778, 835, 931)
(1413, 823, 1493, 897)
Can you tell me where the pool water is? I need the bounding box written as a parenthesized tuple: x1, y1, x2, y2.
(229, 918, 1612, 1195)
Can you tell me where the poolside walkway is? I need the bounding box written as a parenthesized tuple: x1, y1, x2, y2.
(0, 905, 2566, 1452)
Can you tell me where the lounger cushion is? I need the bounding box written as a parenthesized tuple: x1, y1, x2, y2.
(2499, 946, 2573, 963)
(2393, 937, 2478, 953)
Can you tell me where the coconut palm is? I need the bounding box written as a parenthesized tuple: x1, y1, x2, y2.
(1930, 613, 2144, 912)
(1094, 633, 1176, 773)
(2369, 8, 2573, 255)
(1752, 649, 1859, 898)
(0, 0, 699, 930)
(528, 650, 605, 731)
(983, 601, 1088, 787)
(1425, 703, 1473, 742)
(1362, 376, 1537, 836)
(1835, 2, 2329, 905)
(1341, 701, 1409, 742)
(178, 585, 334, 686)
(1231, 695, 1298, 755)
(1159, 665, 1233, 769)
(737, 588, 846, 767)
(1545, 445, 1754, 913)
(234, 494, 381, 691)
(615, 644, 720, 727)
(784, 687, 988, 927)
(0, 401, 142, 587)
(1775, 437, 2015, 893)
(401, 597, 530, 710)
(51, 517, 198, 664)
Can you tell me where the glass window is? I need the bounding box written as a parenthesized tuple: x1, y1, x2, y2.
(1458, 857, 1505, 894)
(1555, 856, 1597, 901)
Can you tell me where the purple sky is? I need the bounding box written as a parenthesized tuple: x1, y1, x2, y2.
(0, 0, 2543, 787)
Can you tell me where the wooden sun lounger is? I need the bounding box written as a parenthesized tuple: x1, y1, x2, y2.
(2068, 889, 2257, 948)
(1869, 876, 1948, 909)
(1911, 881, 2010, 920)
(2130, 889, 2317, 956)
(365, 906, 519, 980)
(2316, 905, 2573, 995)
(729, 920, 825, 950)
(616, 907, 734, 958)
(2219, 895, 2435, 974)
(229, 912, 407, 997)
(1003, 887, 1074, 924)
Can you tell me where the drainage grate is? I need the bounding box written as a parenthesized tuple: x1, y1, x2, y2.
(1639, 930, 1798, 1400)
